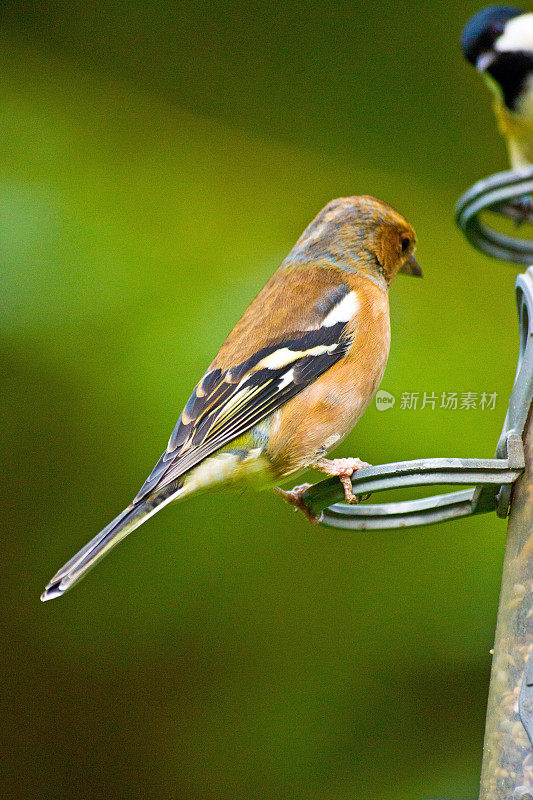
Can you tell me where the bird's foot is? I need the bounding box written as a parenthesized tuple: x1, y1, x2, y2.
(314, 457, 371, 504)
(501, 194, 533, 227)
(274, 483, 324, 525)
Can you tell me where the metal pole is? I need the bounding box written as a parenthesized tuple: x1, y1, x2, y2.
(480, 407, 533, 800)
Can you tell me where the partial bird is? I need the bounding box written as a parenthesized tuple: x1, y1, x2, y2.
(461, 5, 533, 169)
(41, 196, 421, 602)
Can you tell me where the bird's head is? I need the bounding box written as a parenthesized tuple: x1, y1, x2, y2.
(461, 6, 525, 68)
(289, 196, 421, 286)
(461, 6, 533, 111)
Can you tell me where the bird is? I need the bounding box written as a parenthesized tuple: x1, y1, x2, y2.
(41, 195, 421, 602)
(461, 5, 533, 170)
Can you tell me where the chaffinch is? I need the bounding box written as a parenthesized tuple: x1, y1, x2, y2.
(42, 195, 421, 601)
(461, 6, 533, 169)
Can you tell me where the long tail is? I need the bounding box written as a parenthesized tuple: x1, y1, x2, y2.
(41, 484, 183, 602)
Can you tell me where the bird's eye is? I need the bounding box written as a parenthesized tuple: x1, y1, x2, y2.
(401, 237, 410, 252)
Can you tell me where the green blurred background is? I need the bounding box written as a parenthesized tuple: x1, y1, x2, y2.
(0, 2, 525, 798)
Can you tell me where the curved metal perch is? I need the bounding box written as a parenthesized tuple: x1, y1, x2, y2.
(455, 166, 533, 264)
(302, 449, 523, 530)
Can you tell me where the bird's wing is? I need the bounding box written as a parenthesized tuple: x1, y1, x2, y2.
(134, 278, 358, 502)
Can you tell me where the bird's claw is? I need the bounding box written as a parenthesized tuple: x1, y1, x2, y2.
(274, 484, 324, 525)
(499, 194, 533, 227)
(314, 457, 371, 504)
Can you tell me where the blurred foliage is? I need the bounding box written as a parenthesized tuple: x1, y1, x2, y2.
(0, 2, 523, 798)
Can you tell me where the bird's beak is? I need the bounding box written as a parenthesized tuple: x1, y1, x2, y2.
(476, 51, 495, 72)
(399, 254, 423, 277)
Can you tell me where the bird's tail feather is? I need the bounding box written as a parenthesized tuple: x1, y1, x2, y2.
(41, 483, 183, 602)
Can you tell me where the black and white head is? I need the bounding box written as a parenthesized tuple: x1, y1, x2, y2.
(461, 6, 533, 109)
